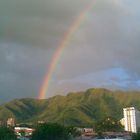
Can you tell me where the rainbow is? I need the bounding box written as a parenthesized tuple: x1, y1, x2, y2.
(38, 0, 96, 99)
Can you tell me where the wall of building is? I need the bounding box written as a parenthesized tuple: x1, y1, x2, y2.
(123, 107, 137, 133)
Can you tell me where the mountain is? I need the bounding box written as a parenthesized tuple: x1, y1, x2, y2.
(1, 88, 140, 126)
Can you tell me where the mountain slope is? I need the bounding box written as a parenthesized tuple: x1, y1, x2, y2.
(0, 88, 140, 126)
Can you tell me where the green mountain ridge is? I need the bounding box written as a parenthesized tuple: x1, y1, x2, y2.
(1, 88, 140, 126)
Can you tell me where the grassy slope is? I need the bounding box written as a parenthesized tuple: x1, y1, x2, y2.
(0, 88, 140, 126)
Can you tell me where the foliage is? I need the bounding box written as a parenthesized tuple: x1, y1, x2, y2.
(132, 129, 140, 140)
(66, 126, 81, 137)
(0, 88, 140, 126)
(132, 132, 140, 140)
(31, 123, 69, 140)
(0, 127, 17, 140)
(19, 130, 26, 137)
(95, 117, 123, 133)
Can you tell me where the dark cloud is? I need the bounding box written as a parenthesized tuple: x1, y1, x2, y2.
(0, 0, 140, 103)
(52, 0, 140, 79)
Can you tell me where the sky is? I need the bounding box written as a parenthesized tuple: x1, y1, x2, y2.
(0, 0, 140, 103)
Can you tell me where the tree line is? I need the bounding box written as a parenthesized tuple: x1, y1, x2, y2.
(0, 116, 140, 140)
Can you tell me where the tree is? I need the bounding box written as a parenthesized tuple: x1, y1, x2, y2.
(31, 123, 69, 140)
(132, 129, 140, 140)
(0, 127, 17, 140)
(95, 117, 123, 133)
(66, 126, 81, 137)
(132, 132, 140, 140)
(19, 130, 26, 137)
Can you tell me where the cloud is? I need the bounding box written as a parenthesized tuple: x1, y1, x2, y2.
(0, 0, 140, 102)
(52, 0, 140, 79)
(48, 0, 140, 95)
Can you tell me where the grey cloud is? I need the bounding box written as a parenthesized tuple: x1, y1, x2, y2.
(0, 42, 52, 103)
(0, 0, 140, 102)
(0, 0, 92, 46)
(52, 0, 140, 80)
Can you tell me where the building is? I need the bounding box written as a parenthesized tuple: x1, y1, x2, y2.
(83, 128, 94, 136)
(120, 118, 125, 126)
(0, 120, 4, 126)
(7, 118, 15, 127)
(123, 107, 140, 133)
(15, 127, 34, 136)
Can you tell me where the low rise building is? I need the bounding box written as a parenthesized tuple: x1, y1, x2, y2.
(15, 127, 34, 136)
(7, 118, 15, 127)
(0, 121, 3, 127)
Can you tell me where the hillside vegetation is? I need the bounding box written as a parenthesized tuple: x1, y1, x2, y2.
(0, 88, 140, 126)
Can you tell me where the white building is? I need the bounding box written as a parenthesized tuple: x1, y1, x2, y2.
(15, 127, 34, 136)
(123, 107, 140, 133)
(7, 117, 15, 127)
